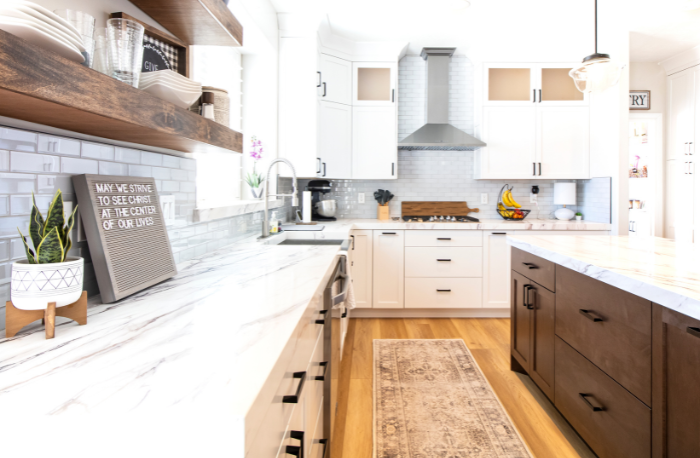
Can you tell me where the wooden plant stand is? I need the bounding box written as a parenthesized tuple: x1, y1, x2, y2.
(5, 291, 87, 339)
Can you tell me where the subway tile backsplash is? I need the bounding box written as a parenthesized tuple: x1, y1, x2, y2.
(0, 124, 293, 331)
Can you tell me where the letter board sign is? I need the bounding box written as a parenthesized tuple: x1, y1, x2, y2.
(72, 174, 177, 303)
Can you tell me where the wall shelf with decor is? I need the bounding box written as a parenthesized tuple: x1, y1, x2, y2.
(0, 29, 242, 155)
(128, 0, 243, 46)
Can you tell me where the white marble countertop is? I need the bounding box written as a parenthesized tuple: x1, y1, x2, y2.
(508, 235, 700, 322)
(0, 217, 609, 454)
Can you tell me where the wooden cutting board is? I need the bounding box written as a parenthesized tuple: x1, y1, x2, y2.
(401, 201, 480, 217)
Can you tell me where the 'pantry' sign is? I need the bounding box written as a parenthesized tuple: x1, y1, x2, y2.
(72, 175, 177, 303)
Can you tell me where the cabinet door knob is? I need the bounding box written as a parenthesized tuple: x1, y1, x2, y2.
(283, 371, 306, 403)
(579, 393, 605, 412)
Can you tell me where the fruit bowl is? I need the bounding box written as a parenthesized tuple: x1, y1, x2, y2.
(497, 208, 531, 221)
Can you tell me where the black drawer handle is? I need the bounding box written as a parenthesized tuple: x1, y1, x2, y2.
(437, 259, 452, 262)
(315, 310, 327, 325)
(437, 237, 452, 240)
(522, 262, 538, 269)
(437, 289, 452, 292)
(286, 430, 304, 457)
(283, 371, 306, 403)
(382, 232, 397, 235)
(492, 232, 506, 235)
(688, 327, 700, 338)
(579, 309, 604, 322)
(315, 361, 328, 381)
(319, 439, 328, 457)
(579, 393, 605, 412)
(341, 309, 348, 318)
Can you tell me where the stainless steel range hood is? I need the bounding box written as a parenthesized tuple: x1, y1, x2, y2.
(399, 48, 486, 151)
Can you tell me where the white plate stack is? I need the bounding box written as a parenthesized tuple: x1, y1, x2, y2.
(139, 70, 203, 109)
(0, 1, 85, 63)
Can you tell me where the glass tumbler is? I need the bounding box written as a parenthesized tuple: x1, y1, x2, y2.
(53, 10, 95, 67)
(106, 18, 145, 88)
(91, 27, 109, 75)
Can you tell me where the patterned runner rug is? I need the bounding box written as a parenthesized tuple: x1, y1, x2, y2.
(374, 339, 532, 458)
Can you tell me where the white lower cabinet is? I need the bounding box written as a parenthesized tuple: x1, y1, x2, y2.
(482, 231, 513, 308)
(405, 278, 482, 309)
(350, 230, 373, 308)
(405, 247, 483, 278)
(372, 230, 404, 308)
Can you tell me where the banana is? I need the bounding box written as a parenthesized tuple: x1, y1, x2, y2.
(498, 202, 507, 211)
(501, 189, 515, 207)
(506, 189, 522, 208)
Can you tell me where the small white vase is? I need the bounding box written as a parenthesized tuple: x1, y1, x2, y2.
(250, 187, 263, 199)
(575, 215, 582, 221)
(11, 257, 84, 310)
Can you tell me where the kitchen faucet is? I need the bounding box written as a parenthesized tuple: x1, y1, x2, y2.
(261, 158, 298, 238)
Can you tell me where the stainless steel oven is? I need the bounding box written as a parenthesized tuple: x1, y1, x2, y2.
(323, 244, 350, 457)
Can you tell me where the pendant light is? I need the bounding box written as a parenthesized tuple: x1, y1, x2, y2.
(569, 0, 622, 93)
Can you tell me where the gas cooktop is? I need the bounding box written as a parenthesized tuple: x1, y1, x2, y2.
(402, 215, 480, 223)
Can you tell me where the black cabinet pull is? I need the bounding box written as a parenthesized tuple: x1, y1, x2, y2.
(579, 309, 604, 322)
(532, 162, 536, 176)
(523, 284, 533, 309)
(392, 89, 395, 102)
(316, 158, 321, 174)
(351, 235, 355, 250)
(437, 289, 452, 292)
(315, 361, 328, 381)
(538, 162, 542, 176)
(538, 89, 542, 103)
(522, 262, 538, 269)
(533, 89, 536, 103)
(341, 309, 348, 318)
(286, 430, 304, 457)
(317, 71, 322, 88)
(437, 259, 452, 262)
(579, 393, 604, 412)
(492, 232, 506, 235)
(322, 163, 326, 177)
(322, 82, 327, 97)
(437, 237, 452, 240)
(319, 439, 328, 458)
(382, 232, 397, 235)
(392, 162, 395, 176)
(315, 309, 327, 325)
(687, 327, 700, 338)
(283, 371, 306, 403)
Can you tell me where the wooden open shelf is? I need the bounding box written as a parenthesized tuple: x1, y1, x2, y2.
(0, 30, 242, 155)
(129, 0, 243, 46)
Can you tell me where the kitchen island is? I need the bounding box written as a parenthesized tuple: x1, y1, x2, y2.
(508, 234, 700, 458)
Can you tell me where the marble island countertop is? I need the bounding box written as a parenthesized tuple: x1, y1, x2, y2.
(508, 235, 700, 322)
(323, 218, 611, 231)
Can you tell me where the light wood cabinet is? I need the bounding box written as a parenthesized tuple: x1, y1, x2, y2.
(372, 230, 404, 308)
(318, 54, 352, 105)
(318, 101, 352, 179)
(352, 106, 397, 179)
(352, 62, 397, 107)
(350, 230, 373, 309)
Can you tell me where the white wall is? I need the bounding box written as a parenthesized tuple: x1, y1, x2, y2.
(630, 63, 667, 115)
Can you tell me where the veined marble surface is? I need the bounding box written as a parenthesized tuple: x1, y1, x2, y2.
(310, 218, 611, 232)
(508, 235, 700, 322)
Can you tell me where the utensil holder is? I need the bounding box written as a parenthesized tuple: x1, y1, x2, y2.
(377, 204, 390, 220)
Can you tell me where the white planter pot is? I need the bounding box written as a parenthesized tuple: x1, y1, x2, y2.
(11, 257, 84, 310)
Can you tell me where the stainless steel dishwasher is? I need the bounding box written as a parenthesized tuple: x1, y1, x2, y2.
(323, 241, 350, 457)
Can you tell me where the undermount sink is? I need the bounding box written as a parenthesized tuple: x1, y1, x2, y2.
(277, 239, 345, 246)
(262, 230, 350, 247)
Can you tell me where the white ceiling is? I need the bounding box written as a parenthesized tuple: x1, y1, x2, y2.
(629, 1, 700, 62)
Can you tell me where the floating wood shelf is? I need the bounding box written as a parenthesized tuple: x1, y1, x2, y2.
(129, 0, 243, 46)
(0, 30, 242, 155)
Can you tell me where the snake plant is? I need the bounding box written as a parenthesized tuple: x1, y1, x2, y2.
(17, 190, 78, 264)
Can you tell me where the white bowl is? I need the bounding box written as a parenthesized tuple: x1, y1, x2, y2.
(140, 69, 200, 86)
(0, 17, 84, 63)
(11, 257, 84, 310)
(139, 78, 201, 93)
(3, 1, 81, 42)
(140, 73, 201, 91)
(142, 82, 202, 108)
(0, 12, 85, 52)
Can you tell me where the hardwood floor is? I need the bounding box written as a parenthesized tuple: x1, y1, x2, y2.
(334, 318, 596, 458)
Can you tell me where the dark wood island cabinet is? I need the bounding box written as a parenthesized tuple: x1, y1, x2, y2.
(511, 246, 700, 458)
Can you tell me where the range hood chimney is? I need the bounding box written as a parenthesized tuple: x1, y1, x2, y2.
(398, 48, 486, 151)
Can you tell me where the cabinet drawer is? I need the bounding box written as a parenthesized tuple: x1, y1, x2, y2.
(556, 266, 652, 405)
(555, 337, 650, 458)
(405, 278, 482, 308)
(305, 331, 325, 453)
(405, 230, 482, 247)
(405, 247, 482, 278)
(275, 390, 306, 458)
(511, 247, 555, 291)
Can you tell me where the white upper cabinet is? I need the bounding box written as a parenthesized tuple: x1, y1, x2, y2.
(484, 63, 588, 107)
(318, 101, 352, 179)
(479, 107, 538, 179)
(667, 70, 695, 161)
(353, 62, 398, 107)
(537, 107, 590, 179)
(352, 106, 397, 179)
(318, 54, 352, 105)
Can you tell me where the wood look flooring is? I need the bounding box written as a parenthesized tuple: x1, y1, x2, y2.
(334, 318, 596, 458)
